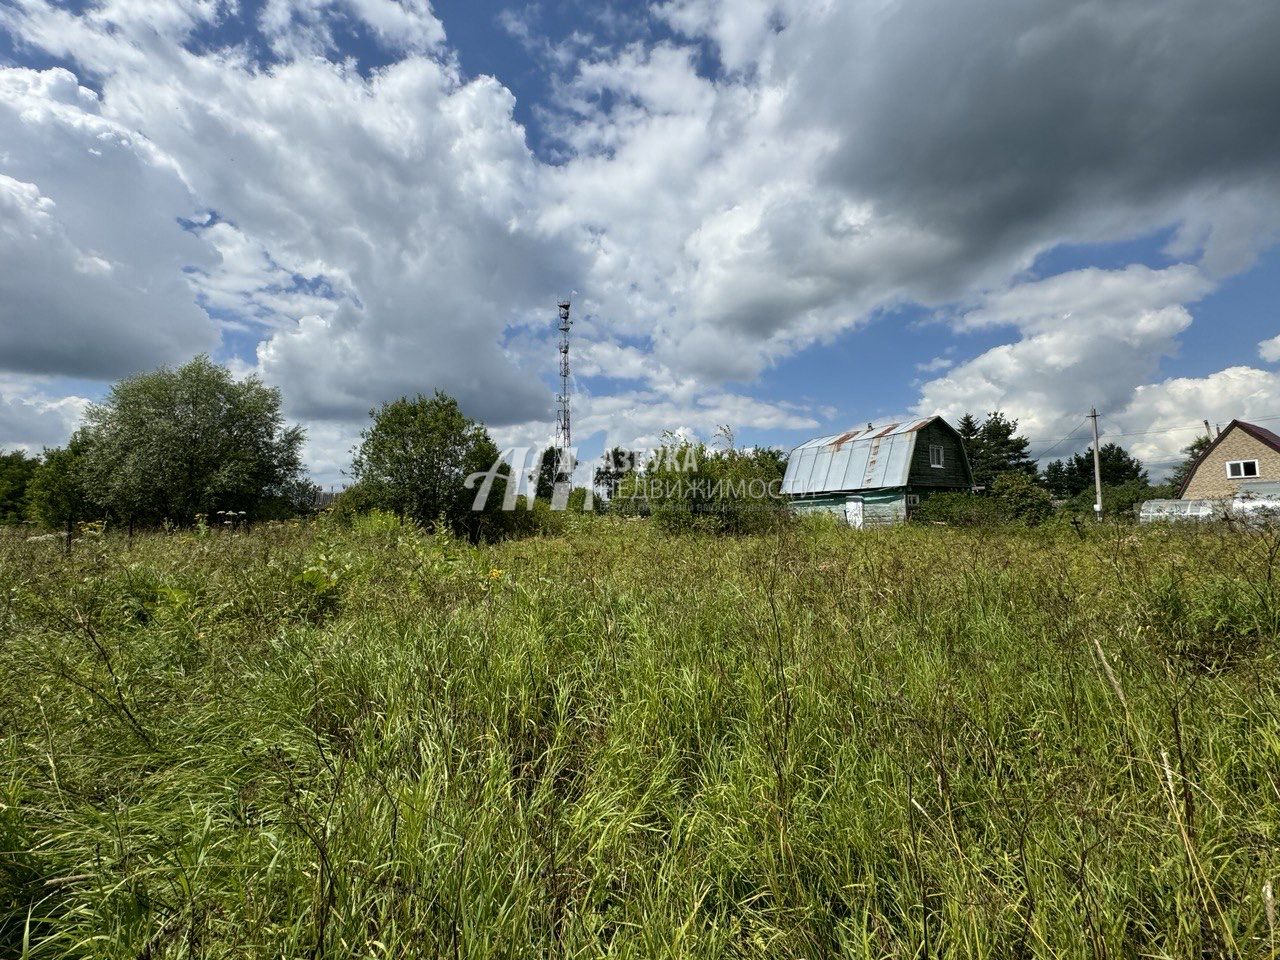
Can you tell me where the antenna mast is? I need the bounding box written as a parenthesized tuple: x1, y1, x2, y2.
(554, 299, 572, 482)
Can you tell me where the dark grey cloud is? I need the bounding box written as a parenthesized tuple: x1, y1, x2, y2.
(4, 0, 1280, 470)
(0, 69, 217, 380)
(791, 0, 1280, 290)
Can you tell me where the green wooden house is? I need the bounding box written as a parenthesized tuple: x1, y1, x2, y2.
(781, 417, 972, 526)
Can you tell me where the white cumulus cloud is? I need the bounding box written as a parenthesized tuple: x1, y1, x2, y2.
(2, 0, 1280, 482)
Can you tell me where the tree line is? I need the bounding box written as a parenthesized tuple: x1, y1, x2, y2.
(1, 357, 1213, 538)
(6, 358, 309, 537)
(0, 357, 532, 542)
(917, 411, 1207, 525)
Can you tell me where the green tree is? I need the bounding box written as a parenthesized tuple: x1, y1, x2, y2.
(961, 411, 1036, 489)
(1043, 442, 1147, 497)
(1166, 435, 1213, 494)
(531, 446, 566, 502)
(26, 434, 96, 537)
(82, 356, 304, 527)
(628, 430, 787, 534)
(351, 391, 506, 539)
(0, 448, 40, 524)
(593, 446, 639, 501)
(992, 472, 1054, 525)
(1041, 459, 1072, 498)
(956, 413, 981, 451)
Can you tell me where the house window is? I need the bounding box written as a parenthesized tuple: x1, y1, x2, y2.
(906, 493, 920, 507)
(1227, 460, 1259, 479)
(929, 444, 945, 468)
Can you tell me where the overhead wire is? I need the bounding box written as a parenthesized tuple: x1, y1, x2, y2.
(1021, 412, 1280, 445)
(1027, 418, 1091, 460)
(1095, 413, 1280, 440)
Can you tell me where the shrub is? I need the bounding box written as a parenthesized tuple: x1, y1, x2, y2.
(1062, 479, 1161, 521)
(912, 491, 1005, 526)
(992, 471, 1054, 525)
(623, 433, 787, 535)
(328, 480, 387, 522)
(912, 473, 1052, 526)
(500, 497, 568, 539)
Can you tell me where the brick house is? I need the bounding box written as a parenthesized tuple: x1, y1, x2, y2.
(1178, 420, 1280, 500)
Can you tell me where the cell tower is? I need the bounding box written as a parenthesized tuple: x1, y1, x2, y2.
(554, 299, 572, 482)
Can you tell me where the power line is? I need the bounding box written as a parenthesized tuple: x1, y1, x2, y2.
(1020, 410, 1097, 445)
(1023, 412, 1280, 445)
(1097, 419, 1210, 439)
(1098, 413, 1280, 440)
(1028, 418, 1091, 459)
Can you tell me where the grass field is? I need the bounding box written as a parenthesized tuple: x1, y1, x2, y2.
(2, 516, 1279, 958)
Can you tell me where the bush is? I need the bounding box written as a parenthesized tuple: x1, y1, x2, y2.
(328, 480, 387, 522)
(500, 497, 568, 539)
(255, 478, 323, 521)
(1062, 479, 1163, 521)
(992, 472, 1054, 525)
(913, 473, 1052, 526)
(912, 491, 1005, 526)
(622, 434, 788, 535)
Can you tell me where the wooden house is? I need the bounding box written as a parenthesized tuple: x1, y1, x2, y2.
(782, 417, 972, 526)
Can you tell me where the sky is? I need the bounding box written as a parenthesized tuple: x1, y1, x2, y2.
(2, 0, 1279, 485)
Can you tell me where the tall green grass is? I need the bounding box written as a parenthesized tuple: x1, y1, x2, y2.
(1, 517, 1278, 957)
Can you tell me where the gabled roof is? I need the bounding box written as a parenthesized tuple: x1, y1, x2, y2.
(1177, 420, 1280, 497)
(782, 416, 955, 496)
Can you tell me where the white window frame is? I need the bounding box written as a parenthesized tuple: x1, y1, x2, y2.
(929, 444, 945, 468)
(1226, 459, 1259, 479)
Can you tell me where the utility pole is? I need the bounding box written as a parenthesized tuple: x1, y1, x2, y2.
(1089, 407, 1103, 519)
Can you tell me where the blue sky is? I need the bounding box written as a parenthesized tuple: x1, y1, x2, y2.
(2, 0, 1279, 483)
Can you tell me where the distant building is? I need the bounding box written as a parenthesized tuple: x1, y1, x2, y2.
(1178, 420, 1280, 500)
(782, 417, 972, 526)
(314, 488, 344, 509)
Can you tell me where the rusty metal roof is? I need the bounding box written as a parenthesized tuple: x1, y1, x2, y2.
(782, 418, 937, 495)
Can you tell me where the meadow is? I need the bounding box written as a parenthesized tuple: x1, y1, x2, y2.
(1, 516, 1278, 958)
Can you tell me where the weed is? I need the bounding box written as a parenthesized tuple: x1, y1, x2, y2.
(0, 520, 1277, 957)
